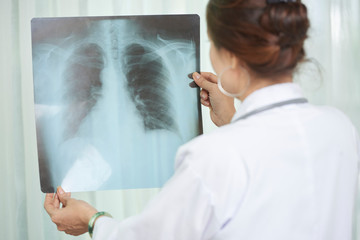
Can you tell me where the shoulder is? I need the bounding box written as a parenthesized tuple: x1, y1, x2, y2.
(315, 105, 352, 120)
(309, 104, 356, 132)
(175, 123, 249, 172)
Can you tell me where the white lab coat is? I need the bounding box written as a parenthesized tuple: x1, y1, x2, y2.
(93, 83, 360, 240)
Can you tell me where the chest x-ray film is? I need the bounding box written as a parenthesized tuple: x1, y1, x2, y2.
(31, 15, 202, 193)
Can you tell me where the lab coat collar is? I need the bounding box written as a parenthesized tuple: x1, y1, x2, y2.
(231, 82, 305, 122)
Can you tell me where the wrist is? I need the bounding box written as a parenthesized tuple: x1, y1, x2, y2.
(84, 209, 98, 226)
(88, 211, 112, 238)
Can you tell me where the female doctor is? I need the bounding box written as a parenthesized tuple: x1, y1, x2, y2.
(44, 0, 360, 239)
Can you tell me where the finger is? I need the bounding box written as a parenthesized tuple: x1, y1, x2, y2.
(201, 99, 210, 107)
(57, 187, 70, 206)
(59, 186, 72, 198)
(200, 72, 218, 84)
(54, 193, 60, 209)
(192, 72, 217, 92)
(188, 72, 217, 83)
(44, 193, 57, 216)
(57, 186, 71, 198)
(200, 90, 209, 101)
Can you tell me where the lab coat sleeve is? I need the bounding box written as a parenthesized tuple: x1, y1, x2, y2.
(92, 151, 222, 240)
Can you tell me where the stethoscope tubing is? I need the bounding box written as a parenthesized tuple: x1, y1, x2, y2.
(233, 98, 308, 122)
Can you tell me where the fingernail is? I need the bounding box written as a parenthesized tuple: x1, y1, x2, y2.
(201, 100, 209, 106)
(187, 73, 194, 79)
(57, 186, 64, 195)
(200, 92, 206, 100)
(189, 81, 198, 88)
(194, 72, 201, 79)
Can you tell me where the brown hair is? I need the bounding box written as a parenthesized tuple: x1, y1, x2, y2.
(206, 0, 310, 77)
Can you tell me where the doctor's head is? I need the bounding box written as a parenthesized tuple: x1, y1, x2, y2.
(206, 0, 310, 99)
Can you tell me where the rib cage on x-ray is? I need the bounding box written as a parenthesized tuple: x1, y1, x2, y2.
(62, 40, 176, 136)
(122, 43, 176, 131)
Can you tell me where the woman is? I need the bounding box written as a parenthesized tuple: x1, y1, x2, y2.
(44, 0, 360, 239)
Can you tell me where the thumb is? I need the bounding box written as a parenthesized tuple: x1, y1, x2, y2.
(192, 72, 217, 92)
(57, 186, 71, 206)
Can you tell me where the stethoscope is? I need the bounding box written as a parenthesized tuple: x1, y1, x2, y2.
(233, 98, 308, 122)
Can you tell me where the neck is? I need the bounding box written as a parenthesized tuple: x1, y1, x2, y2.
(237, 74, 293, 101)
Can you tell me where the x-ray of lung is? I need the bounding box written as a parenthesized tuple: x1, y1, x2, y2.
(31, 15, 202, 193)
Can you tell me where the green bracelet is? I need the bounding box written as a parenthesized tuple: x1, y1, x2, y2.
(88, 211, 112, 238)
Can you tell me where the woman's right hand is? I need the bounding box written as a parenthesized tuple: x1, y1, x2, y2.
(44, 187, 98, 236)
(191, 72, 235, 127)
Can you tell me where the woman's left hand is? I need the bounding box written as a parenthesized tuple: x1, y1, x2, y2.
(44, 187, 97, 236)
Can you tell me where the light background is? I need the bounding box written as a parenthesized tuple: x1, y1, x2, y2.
(0, 0, 359, 239)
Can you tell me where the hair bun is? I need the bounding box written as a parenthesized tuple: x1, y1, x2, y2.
(206, 0, 311, 76)
(260, 1, 310, 49)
